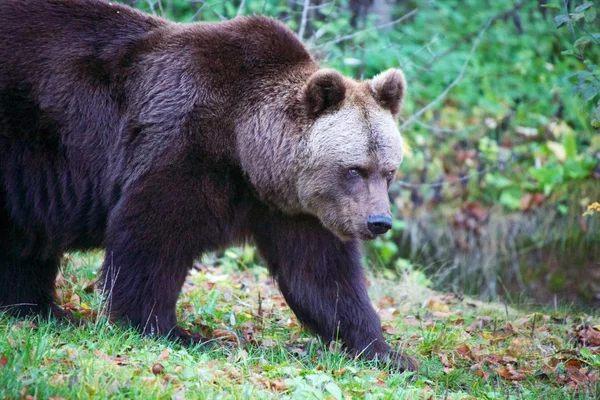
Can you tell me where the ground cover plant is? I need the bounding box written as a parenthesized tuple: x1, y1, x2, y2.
(1, 251, 600, 399)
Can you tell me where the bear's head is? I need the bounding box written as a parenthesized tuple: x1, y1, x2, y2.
(238, 67, 406, 241)
(294, 68, 406, 241)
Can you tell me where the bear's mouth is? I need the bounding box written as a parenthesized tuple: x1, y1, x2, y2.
(359, 231, 378, 241)
(337, 228, 378, 242)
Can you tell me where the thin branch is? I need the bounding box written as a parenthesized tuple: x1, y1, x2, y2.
(298, 0, 311, 40)
(421, 0, 528, 71)
(399, 18, 492, 130)
(408, 118, 480, 135)
(394, 163, 497, 189)
(236, 0, 246, 18)
(315, 8, 419, 48)
(146, 0, 156, 15)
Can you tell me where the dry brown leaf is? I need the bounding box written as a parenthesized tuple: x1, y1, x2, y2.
(269, 379, 288, 391)
(162, 374, 178, 385)
(425, 297, 450, 313)
(438, 353, 452, 368)
(577, 326, 600, 347)
(382, 325, 397, 334)
(93, 350, 129, 366)
(377, 296, 395, 308)
(403, 316, 421, 326)
(332, 367, 349, 376)
(70, 293, 80, 305)
(0, 355, 7, 368)
(212, 329, 240, 344)
(471, 363, 489, 379)
(55, 273, 67, 288)
(456, 344, 474, 360)
(158, 348, 169, 361)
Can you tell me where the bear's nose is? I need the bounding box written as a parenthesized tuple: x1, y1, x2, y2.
(367, 215, 392, 235)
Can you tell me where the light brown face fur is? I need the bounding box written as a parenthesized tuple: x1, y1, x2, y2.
(295, 69, 406, 241)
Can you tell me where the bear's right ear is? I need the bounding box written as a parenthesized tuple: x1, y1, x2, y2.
(302, 69, 347, 117)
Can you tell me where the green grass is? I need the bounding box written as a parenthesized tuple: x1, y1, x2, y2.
(1, 251, 599, 399)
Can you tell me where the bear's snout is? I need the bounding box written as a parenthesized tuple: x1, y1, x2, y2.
(367, 215, 392, 235)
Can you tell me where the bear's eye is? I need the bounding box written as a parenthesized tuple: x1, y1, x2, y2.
(347, 168, 361, 178)
(386, 170, 396, 181)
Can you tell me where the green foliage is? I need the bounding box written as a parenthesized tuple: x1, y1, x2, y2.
(555, 1, 600, 127)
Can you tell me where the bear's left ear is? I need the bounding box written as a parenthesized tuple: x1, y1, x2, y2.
(370, 68, 406, 117)
(303, 69, 347, 117)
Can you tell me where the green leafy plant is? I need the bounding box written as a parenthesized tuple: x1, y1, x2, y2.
(555, 1, 600, 128)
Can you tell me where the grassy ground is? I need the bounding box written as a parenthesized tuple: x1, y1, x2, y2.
(1, 251, 599, 399)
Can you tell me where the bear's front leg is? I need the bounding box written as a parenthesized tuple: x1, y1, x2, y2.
(251, 211, 418, 372)
(101, 171, 210, 345)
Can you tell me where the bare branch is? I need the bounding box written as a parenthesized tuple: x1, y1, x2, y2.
(315, 8, 419, 48)
(298, 0, 311, 40)
(146, 0, 156, 15)
(407, 119, 480, 135)
(421, 0, 528, 71)
(399, 18, 492, 131)
(393, 163, 496, 189)
(236, 0, 246, 18)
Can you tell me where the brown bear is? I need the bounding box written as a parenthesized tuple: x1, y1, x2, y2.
(0, 0, 416, 371)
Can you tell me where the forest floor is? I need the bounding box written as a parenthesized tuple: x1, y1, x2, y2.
(1, 251, 599, 399)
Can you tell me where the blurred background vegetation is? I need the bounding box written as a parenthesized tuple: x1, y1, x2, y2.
(118, 0, 600, 307)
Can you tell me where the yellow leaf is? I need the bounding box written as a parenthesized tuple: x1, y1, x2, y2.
(546, 141, 566, 162)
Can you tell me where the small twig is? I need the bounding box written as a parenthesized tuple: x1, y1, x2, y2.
(146, 0, 156, 15)
(315, 8, 419, 48)
(236, 0, 245, 18)
(298, 0, 311, 40)
(400, 18, 492, 130)
(393, 163, 497, 189)
(421, 0, 528, 71)
(408, 118, 480, 134)
(257, 291, 263, 330)
(579, 25, 600, 45)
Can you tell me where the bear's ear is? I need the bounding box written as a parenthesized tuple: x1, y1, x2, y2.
(370, 68, 406, 117)
(303, 69, 347, 117)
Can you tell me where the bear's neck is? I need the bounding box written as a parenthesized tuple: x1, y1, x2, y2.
(234, 67, 317, 215)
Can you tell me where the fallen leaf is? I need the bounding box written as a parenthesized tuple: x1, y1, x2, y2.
(158, 348, 169, 361)
(377, 296, 395, 308)
(425, 297, 450, 313)
(269, 379, 288, 391)
(70, 293, 80, 305)
(382, 325, 397, 334)
(0, 355, 7, 368)
(577, 326, 600, 347)
(212, 329, 240, 344)
(456, 344, 474, 360)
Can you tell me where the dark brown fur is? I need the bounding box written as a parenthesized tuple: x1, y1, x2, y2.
(0, 0, 417, 371)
